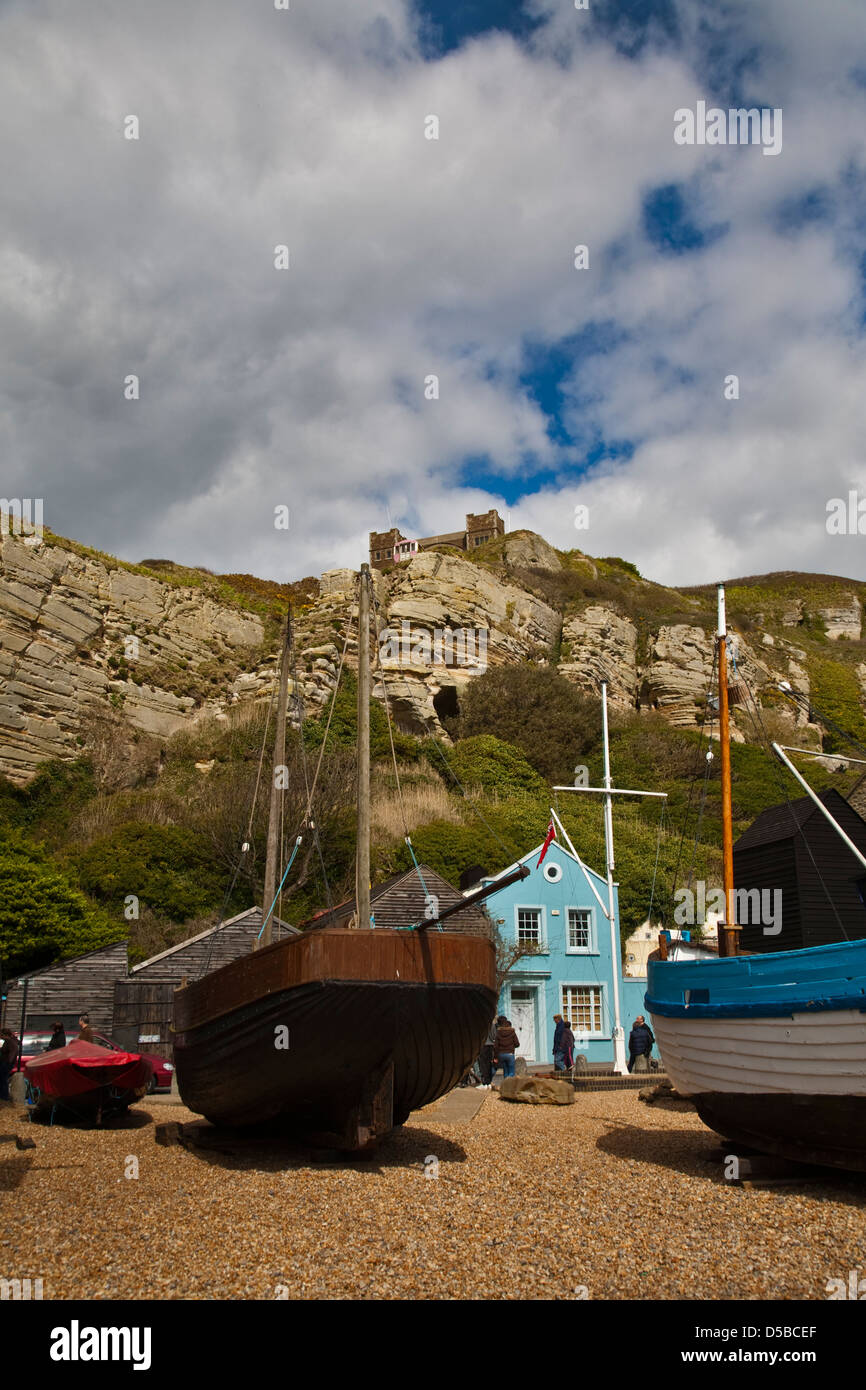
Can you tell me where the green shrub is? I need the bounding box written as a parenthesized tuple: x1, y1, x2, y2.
(458, 666, 600, 783)
(70, 823, 222, 921)
(0, 834, 117, 974)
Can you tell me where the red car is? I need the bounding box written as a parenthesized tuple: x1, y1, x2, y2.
(19, 1029, 174, 1093)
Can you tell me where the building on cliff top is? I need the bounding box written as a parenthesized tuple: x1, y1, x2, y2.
(369, 509, 504, 569)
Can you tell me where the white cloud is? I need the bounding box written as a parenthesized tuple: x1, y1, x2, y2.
(0, 0, 864, 586)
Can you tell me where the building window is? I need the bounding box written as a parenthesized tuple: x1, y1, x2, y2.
(517, 907, 542, 945)
(562, 985, 604, 1036)
(567, 908, 591, 951)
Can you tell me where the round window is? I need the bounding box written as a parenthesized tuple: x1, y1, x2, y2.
(543, 862, 562, 883)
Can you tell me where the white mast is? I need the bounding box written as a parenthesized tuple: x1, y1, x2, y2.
(554, 680, 667, 1076)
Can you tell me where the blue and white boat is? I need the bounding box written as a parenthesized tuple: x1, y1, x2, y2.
(646, 586, 866, 1171)
(646, 938, 866, 1169)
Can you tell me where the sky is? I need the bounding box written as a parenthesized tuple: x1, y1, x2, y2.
(1, 0, 865, 587)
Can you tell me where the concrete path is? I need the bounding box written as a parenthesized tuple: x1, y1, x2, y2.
(419, 1087, 488, 1124)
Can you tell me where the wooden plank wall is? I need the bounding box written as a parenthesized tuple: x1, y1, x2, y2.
(796, 809, 866, 949)
(736, 842, 799, 952)
(2, 941, 129, 1035)
(113, 980, 176, 1058)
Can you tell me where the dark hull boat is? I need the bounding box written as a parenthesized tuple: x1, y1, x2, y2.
(172, 926, 497, 1147)
(24, 1040, 152, 1122)
(172, 566, 518, 1150)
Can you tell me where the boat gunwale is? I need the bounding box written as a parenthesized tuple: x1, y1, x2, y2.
(172, 927, 496, 1034)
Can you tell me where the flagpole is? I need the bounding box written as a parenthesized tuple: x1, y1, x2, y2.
(554, 681, 667, 1077)
(601, 684, 628, 1074)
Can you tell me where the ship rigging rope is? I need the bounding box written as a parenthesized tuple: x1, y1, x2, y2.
(367, 579, 449, 922)
(291, 647, 334, 923)
(737, 673, 850, 942)
(197, 653, 282, 978)
(669, 640, 719, 905)
(646, 799, 666, 926)
(262, 625, 354, 934)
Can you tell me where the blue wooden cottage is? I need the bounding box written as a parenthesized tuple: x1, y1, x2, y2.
(481, 839, 648, 1067)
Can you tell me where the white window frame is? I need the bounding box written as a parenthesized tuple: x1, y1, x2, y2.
(514, 903, 547, 953)
(561, 982, 607, 1039)
(565, 905, 596, 954)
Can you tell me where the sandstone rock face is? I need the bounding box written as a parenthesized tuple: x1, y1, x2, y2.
(374, 551, 561, 735)
(560, 606, 638, 710)
(819, 596, 861, 641)
(639, 625, 713, 725)
(501, 531, 562, 572)
(0, 528, 860, 785)
(0, 534, 264, 782)
(499, 1076, 575, 1105)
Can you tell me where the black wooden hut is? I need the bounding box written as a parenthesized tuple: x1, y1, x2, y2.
(734, 788, 866, 953)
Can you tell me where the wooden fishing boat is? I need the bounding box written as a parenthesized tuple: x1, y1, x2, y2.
(172, 565, 522, 1148)
(172, 924, 498, 1143)
(24, 1040, 152, 1122)
(646, 586, 866, 1170)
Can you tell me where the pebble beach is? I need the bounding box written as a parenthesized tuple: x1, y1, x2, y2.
(1, 1090, 863, 1301)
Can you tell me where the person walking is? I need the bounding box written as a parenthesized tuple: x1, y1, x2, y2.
(478, 1017, 496, 1088)
(561, 1017, 575, 1075)
(552, 1013, 567, 1072)
(627, 1015, 655, 1072)
(493, 1015, 520, 1080)
(77, 1013, 94, 1043)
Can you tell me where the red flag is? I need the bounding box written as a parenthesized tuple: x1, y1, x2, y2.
(536, 820, 556, 867)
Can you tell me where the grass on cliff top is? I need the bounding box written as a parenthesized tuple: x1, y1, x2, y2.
(41, 528, 295, 624)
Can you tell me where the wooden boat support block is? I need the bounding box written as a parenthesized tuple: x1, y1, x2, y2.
(500, 1077, 575, 1106)
(154, 1122, 184, 1147)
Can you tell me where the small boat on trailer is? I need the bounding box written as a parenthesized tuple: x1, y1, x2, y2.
(24, 1040, 152, 1124)
(646, 585, 866, 1171)
(172, 565, 524, 1149)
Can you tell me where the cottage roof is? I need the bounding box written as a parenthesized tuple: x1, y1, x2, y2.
(130, 906, 299, 974)
(298, 864, 491, 934)
(8, 938, 128, 986)
(484, 838, 609, 890)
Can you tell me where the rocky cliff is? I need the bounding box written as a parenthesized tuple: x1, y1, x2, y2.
(1, 526, 863, 784)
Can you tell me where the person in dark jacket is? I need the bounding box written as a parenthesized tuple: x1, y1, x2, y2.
(478, 1017, 496, 1087)
(493, 1016, 520, 1080)
(0, 1030, 20, 1101)
(628, 1016, 655, 1072)
(561, 1018, 575, 1073)
(552, 1013, 566, 1071)
(45, 1023, 66, 1052)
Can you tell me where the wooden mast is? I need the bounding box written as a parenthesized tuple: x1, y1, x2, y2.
(717, 585, 739, 958)
(354, 565, 371, 930)
(261, 608, 293, 949)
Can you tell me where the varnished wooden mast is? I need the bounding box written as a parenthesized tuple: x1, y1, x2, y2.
(261, 608, 292, 948)
(355, 565, 371, 930)
(717, 585, 739, 957)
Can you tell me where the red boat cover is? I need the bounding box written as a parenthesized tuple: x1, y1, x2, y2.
(24, 1040, 152, 1098)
